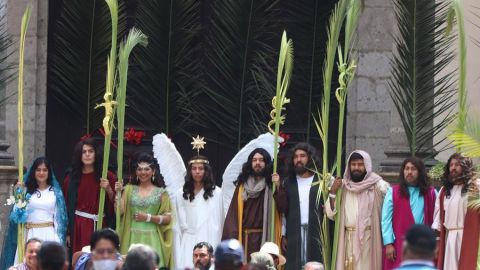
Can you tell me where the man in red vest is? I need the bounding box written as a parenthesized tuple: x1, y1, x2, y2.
(381, 157, 436, 269)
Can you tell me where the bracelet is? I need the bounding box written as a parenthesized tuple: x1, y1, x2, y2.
(158, 215, 163, 225)
(329, 192, 336, 198)
(146, 214, 151, 222)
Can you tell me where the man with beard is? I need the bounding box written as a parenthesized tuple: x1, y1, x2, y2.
(273, 142, 326, 269)
(381, 157, 436, 270)
(192, 242, 214, 270)
(432, 153, 480, 270)
(223, 148, 277, 259)
(326, 150, 389, 270)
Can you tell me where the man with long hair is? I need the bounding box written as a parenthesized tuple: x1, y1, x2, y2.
(174, 155, 223, 269)
(432, 153, 480, 270)
(223, 148, 276, 260)
(273, 142, 326, 269)
(62, 138, 116, 254)
(327, 150, 389, 270)
(381, 157, 436, 269)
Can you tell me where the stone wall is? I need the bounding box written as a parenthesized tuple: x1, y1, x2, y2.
(4, 0, 48, 166)
(346, 0, 396, 171)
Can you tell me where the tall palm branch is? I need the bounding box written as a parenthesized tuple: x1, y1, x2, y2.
(127, 0, 201, 135)
(389, 0, 456, 156)
(202, 0, 281, 149)
(281, 0, 338, 143)
(48, 0, 127, 134)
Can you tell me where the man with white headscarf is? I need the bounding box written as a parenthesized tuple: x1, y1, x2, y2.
(326, 150, 389, 270)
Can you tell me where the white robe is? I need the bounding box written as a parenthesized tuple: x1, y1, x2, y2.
(432, 185, 467, 270)
(173, 187, 224, 269)
(15, 187, 59, 263)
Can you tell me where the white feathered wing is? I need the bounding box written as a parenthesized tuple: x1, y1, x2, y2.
(152, 133, 186, 198)
(221, 132, 282, 216)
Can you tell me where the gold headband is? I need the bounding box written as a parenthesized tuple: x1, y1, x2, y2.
(188, 159, 209, 165)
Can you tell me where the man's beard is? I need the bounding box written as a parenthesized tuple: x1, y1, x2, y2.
(351, 170, 366, 182)
(195, 261, 211, 270)
(252, 166, 266, 177)
(448, 170, 464, 183)
(295, 163, 308, 175)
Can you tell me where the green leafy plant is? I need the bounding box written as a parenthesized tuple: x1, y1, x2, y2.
(127, 0, 201, 134)
(389, 0, 456, 156)
(48, 0, 127, 133)
(115, 28, 148, 231)
(202, 0, 280, 149)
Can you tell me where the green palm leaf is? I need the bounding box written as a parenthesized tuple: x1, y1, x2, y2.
(448, 115, 480, 158)
(127, 0, 201, 135)
(48, 0, 127, 133)
(389, 0, 456, 156)
(202, 0, 280, 149)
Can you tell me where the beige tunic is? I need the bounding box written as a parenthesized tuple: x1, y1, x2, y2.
(326, 190, 375, 270)
(432, 185, 467, 270)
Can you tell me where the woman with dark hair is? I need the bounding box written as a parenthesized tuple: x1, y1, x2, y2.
(62, 138, 117, 254)
(0, 157, 67, 268)
(381, 157, 436, 269)
(116, 152, 173, 269)
(174, 155, 223, 269)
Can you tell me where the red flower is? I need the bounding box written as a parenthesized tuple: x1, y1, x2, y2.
(278, 132, 290, 147)
(125, 128, 145, 145)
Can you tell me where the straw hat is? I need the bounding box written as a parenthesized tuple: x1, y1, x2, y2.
(260, 242, 286, 266)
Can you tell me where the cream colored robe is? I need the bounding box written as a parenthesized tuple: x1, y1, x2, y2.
(326, 180, 389, 270)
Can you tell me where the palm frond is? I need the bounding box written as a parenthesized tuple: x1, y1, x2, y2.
(48, 0, 127, 133)
(116, 27, 148, 231)
(127, 0, 201, 135)
(281, 0, 338, 142)
(202, 0, 281, 149)
(448, 115, 480, 157)
(447, 0, 467, 135)
(388, 0, 456, 156)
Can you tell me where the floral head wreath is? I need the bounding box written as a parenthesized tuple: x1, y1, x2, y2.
(189, 135, 209, 165)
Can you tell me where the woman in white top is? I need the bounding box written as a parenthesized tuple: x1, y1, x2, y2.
(0, 157, 67, 268)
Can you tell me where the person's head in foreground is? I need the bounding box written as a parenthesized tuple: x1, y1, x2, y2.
(402, 224, 437, 263)
(214, 239, 244, 270)
(193, 242, 214, 270)
(90, 228, 121, 270)
(250, 252, 274, 270)
(9, 238, 42, 270)
(37, 241, 68, 270)
(259, 242, 286, 267)
(123, 244, 158, 270)
(304, 261, 324, 270)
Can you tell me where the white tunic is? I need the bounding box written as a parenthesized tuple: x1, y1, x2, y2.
(432, 185, 467, 270)
(15, 187, 59, 263)
(174, 187, 224, 269)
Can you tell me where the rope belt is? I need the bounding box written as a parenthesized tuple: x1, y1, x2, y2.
(75, 210, 105, 232)
(26, 221, 54, 229)
(345, 225, 371, 231)
(446, 227, 464, 231)
(243, 228, 263, 262)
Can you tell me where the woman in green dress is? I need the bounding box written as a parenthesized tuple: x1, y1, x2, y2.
(116, 152, 173, 269)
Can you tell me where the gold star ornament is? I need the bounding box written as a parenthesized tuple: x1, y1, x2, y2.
(191, 135, 206, 155)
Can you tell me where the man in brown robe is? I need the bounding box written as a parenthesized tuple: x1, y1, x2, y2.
(222, 148, 277, 260)
(432, 153, 480, 270)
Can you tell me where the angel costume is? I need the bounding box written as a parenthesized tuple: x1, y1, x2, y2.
(174, 187, 224, 268)
(0, 161, 67, 269)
